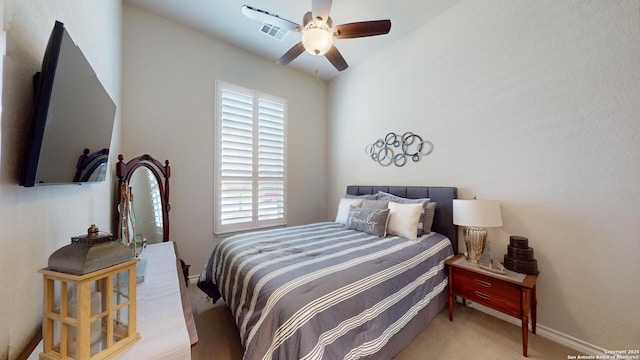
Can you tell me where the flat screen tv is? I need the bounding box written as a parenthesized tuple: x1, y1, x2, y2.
(20, 21, 116, 187)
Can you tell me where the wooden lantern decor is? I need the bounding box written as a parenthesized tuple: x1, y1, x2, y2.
(39, 260, 140, 359)
(39, 226, 140, 359)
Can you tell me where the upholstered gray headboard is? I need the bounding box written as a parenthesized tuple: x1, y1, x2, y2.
(346, 185, 459, 254)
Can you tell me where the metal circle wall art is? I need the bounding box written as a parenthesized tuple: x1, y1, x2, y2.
(365, 132, 433, 167)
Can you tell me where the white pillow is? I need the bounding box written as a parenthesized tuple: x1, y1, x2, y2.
(335, 198, 363, 224)
(387, 202, 423, 241)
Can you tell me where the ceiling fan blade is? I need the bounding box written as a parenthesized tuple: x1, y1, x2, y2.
(277, 42, 306, 65)
(241, 5, 302, 31)
(325, 45, 348, 71)
(333, 20, 391, 39)
(312, 0, 332, 23)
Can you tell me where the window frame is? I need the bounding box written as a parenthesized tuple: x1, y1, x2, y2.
(214, 80, 288, 235)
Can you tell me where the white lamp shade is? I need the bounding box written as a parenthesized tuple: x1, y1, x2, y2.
(302, 28, 333, 56)
(453, 199, 503, 227)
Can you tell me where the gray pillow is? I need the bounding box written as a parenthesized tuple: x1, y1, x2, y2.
(345, 193, 379, 200)
(345, 206, 390, 237)
(377, 191, 431, 236)
(361, 199, 389, 210)
(423, 202, 437, 233)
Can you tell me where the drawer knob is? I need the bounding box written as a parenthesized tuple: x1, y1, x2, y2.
(475, 291, 492, 300)
(475, 279, 492, 288)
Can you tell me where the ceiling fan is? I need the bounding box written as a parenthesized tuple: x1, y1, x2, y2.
(241, 0, 391, 72)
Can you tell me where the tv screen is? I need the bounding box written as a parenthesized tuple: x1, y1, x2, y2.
(20, 21, 116, 187)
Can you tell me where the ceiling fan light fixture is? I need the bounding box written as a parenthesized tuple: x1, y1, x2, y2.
(241, 4, 391, 72)
(302, 27, 333, 56)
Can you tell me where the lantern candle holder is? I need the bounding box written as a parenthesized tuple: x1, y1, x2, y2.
(38, 259, 140, 359)
(38, 225, 140, 359)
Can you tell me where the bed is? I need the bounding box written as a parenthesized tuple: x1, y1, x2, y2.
(198, 185, 458, 359)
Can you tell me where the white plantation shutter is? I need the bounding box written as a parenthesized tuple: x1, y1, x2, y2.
(219, 89, 254, 227)
(258, 99, 285, 221)
(215, 81, 287, 234)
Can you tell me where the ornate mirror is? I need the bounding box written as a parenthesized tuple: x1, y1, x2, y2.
(114, 154, 194, 337)
(73, 148, 109, 182)
(116, 154, 170, 245)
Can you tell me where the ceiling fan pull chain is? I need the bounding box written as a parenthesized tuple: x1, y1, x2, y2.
(315, 55, 320, 84)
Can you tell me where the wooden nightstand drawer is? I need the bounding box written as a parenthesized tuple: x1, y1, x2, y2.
(451, 267, 520, 317)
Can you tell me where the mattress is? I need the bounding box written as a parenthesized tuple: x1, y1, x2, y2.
(198, 222, 454, 360)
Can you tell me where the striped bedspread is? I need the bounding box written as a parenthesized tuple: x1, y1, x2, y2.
(198, 222, 454, 360)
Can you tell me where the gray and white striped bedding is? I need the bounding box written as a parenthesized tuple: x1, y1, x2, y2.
(198, 222, 454, 360)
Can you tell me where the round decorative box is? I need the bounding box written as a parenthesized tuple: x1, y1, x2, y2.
(507, 245, 534, 261)
(503, 255, 538, 274)
(503, 235, 538, 274)
(509, 235, 529, 249)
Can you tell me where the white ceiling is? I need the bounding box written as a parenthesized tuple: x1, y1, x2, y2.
(124, 0, 462, 81)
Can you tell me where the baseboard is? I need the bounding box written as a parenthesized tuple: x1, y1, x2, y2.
(463, 301, 607, 356)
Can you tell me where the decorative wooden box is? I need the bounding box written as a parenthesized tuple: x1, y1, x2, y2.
(38, 259, 140, 359)
(503, 235, 538, 274)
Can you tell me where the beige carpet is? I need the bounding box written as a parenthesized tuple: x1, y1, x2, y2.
(188, 286, 578, 359)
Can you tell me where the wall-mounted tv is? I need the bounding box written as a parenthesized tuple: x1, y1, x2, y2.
(20, 21, 116, 187)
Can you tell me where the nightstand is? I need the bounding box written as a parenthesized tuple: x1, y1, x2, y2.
(445, 253, 538, 357)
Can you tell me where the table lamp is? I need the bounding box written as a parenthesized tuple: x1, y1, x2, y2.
(453, 199, 503, 263)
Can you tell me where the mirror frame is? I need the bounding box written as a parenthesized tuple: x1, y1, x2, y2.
(74, 148, 109, 182)
(116, 154, 171, 242)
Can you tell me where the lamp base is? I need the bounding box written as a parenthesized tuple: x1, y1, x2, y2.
(464, 226, 487, 263)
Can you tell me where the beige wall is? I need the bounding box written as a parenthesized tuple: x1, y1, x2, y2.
(0, 1, 121, 359)
(121, 4, 329, 274)
(328, 0, 640, 351)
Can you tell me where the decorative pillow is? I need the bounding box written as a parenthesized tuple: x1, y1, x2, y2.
(345, 206, 390, 237)
(345, 193, 379, 200)
(361, 199, 389, 210)
(335, 198, 363, 224)
(423, 202, 437, 234)
(377, 191, 431, 236)
(386, 202, 423, 241)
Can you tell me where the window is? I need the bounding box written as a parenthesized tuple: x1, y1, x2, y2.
(146, 170, 163, 234)
(214, 81, 287, 234)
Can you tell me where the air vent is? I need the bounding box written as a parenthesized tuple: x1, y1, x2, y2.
(260, 23, 288, 41)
